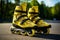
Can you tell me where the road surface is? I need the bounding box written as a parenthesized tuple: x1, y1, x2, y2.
(0, 23, 60, 40)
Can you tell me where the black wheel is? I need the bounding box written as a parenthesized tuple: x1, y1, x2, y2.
(11, 29, 15, 34)
(27, 29, 35, 37)
(11, 31, 15, 34)
(11, 30, 15, 34)
(45, 28, 50, 34)
(40, 28, 50, 34)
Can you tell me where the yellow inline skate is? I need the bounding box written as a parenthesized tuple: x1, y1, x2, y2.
(28, 6, 51, 34)
(10, 3, 37, 36)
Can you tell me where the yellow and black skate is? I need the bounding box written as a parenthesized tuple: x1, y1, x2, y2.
(28, 6, 51, 34)
(10, 3, 37, 36)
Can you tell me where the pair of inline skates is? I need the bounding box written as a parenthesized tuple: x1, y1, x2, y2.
(10, 3, 51, 36)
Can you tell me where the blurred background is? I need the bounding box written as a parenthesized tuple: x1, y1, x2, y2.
(0, 0, 60, 23)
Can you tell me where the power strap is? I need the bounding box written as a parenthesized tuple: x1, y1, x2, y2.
(15, 10, 27, 13)
(20, 19, 29, 25)
(16, 15, 27, 21)
(31, 15, 38, 21)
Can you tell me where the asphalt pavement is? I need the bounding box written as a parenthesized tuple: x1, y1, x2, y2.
(0, 23, 60, 40)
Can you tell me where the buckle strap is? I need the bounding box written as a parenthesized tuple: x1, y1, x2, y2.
(20, 19, 29, 25)
(16, 15, 27, 21)
(31, 15, 38, 21)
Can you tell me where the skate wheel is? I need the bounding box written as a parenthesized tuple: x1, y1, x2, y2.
(20, 31, 27, 36)
(10, 28, 15, 34)
(27, 29, 35, 37)
(11, 30, 15, 34)
(40, 30, 44, 34)
(45, 28, 50, 34)
(39, 28, 50, 34)
(16, 31, 21, 35)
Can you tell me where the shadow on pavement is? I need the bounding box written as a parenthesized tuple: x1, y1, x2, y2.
(34, 34, 60, 40)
